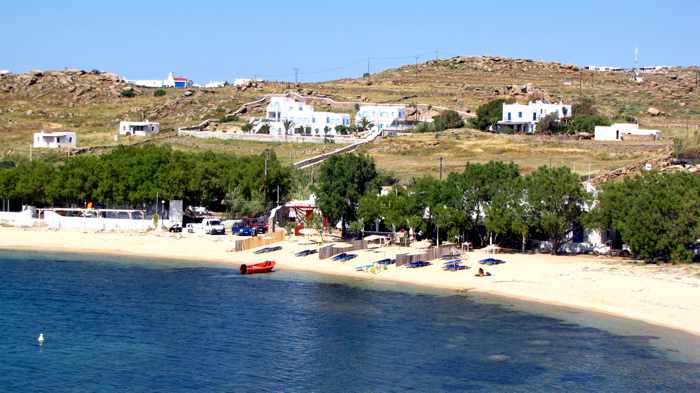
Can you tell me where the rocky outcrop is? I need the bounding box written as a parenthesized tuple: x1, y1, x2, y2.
(0, 69, 130, 104)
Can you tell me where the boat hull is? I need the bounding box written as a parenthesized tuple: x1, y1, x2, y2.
(240, 261, 276, 275)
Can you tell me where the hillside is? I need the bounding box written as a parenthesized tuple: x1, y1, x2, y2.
(0, 56, 697, 177)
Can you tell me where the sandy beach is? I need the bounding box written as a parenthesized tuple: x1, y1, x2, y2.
(2, 227, 700, 337)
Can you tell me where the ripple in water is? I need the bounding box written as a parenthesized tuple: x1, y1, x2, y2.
(1, 251, 700, 392)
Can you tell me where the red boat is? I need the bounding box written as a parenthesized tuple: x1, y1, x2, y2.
(240, 261, 276, 275)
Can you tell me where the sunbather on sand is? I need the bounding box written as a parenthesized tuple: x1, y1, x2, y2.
(475, 268, 491, 277)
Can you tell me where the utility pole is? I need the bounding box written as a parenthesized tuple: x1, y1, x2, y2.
(367, 57, 371, 78)
(276, 185, 280, 206)
(435, 50, 439, 62)
(439, 157, 444, 180)
(414, 56, 419, 78)
(293, 68, 299, 84)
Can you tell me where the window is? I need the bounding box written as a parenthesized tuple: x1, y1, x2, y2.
(533, 112, 537, 121)
(518, 112, 522, 118)
(507, 112, 512, 121)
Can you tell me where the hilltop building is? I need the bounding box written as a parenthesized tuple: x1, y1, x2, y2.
(33, 131, 76, 149)
(264, 96, 350, 137)
(164, 72, 192, 88)
(128, 72, 192, 88)
(594, 123, 661, 142)
(355, 105, 406, 131)
(119, 121, 160, 137)
(496, 101, 572, 133)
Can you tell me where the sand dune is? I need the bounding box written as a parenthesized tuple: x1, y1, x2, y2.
(2, 227, 700, 337)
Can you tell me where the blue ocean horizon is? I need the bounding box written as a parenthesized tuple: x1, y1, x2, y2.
(1, 250, 699, 392)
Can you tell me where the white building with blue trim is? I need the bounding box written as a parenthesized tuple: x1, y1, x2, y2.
(355, 105, 406, 131)
(264, 96, 350, 136)
(497, 101, 572, 133)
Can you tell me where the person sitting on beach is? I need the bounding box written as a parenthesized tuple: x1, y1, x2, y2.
(475, 268, 491, 277)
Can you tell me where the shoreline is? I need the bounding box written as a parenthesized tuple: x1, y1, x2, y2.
(2, 227, 700, 339)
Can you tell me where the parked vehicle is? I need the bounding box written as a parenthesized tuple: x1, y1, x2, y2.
(240, 261, 276, 275)
(235, 226, 255, 237)
(202, 218, 225, 235)
(185, 223, 197, 233)
(168, 223, 183, 233)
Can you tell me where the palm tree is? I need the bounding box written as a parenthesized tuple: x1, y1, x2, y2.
(282, 119, 294, 140)
(357, 117, 374, 132)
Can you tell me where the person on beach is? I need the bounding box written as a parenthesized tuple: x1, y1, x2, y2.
(476, 268, 491, 277)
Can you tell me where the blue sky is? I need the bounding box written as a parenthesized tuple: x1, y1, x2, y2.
(3, 0, 698, 82)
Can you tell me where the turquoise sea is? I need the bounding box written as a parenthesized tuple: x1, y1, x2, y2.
(1, 250, 699, 392)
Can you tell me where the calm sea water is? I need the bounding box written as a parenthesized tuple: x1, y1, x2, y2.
(1, 251, 699, 393)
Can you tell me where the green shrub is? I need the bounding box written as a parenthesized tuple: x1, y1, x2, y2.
(432, 110, 464, 131)
(154, 89, 166, 97)
(120, 88, 136, 98)
(220, 115, 239, 123)
(565, 114, 611, 134)
(258, 124, 270, 134)
(412, 122, 434, 133)
(241, 123, 253, 132)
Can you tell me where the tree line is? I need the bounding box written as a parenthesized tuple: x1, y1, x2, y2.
(0, 145, 292, 217)
(314, 154, 700, 262)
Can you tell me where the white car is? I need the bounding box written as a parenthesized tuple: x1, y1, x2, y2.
(202, 218, 225, 235)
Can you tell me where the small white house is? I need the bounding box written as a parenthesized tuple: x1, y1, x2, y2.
(355, 105, 406, 131)
(33, 131, 76, 149)
(264, 96, 350, 136)
(119, 121, 160, 137)
(497, 101, 572, 133)
(594, 123, 661, 142)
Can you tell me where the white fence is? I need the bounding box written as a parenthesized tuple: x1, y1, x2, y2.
(43, 211, 154, 232)
(177, 130, 363, 145)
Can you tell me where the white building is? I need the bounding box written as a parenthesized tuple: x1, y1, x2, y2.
(584, 65, 624, 72)
(233, 78, 253, 86)
(497, 101, 572, 133)
(204, 81, 226, 88)
(355, 105, 406, 131)
(33, 131, 76, 149)
(264, 96, 350, 136)
(594, 123, 661, 142)
(0, 70, 10, 76)
(128, 79, 165, 88)
(119, 121, 160, 137)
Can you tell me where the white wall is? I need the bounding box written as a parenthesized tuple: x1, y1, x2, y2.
(594, 123, 661, 141)
(355, 105, 406, 130)
(33, 132, 77, 148)
(0, 210, 37, 227)
(119, 121, 160, 136)
(43, 211, 155, 232)
(265, 97, 350, 136)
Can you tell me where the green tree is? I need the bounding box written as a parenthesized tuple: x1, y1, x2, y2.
(536, 113, 560, 134)
(313, 153, 379, 236)
(588, 172, 700, 262)
(525, 166, 589, 254)
(357, 117, 374, 132)
(154, 89, 166, 97)
(471, 99, 511, 131)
